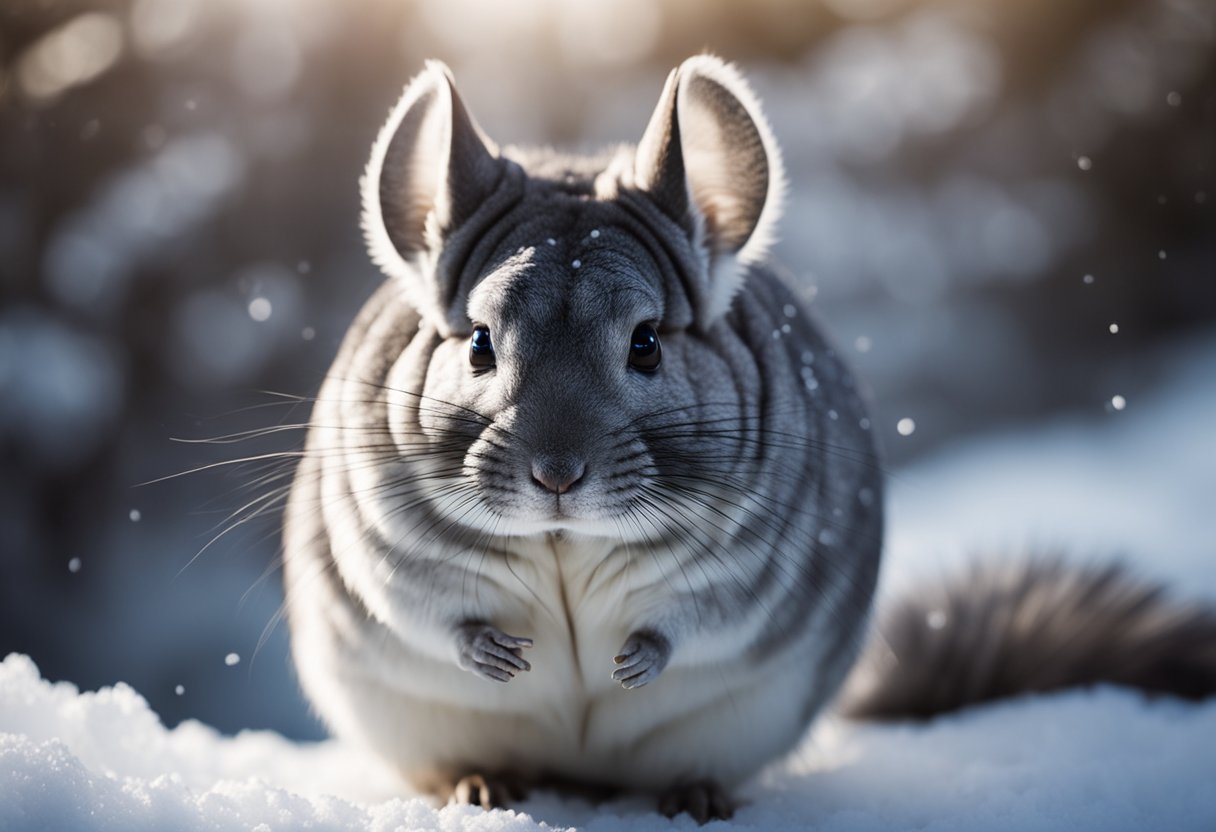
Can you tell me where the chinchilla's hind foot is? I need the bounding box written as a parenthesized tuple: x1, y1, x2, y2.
(658, 780, 735, 824)
(446, 772, 528, 811)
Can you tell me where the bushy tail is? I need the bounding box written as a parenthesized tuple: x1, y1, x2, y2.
(838, 558, 1216, 720)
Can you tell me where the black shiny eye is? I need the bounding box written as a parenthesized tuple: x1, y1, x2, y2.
(628, 323, 661, 371)
(469, 325, 495, 369)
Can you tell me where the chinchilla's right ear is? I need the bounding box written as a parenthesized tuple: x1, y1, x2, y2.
(361, 61, 507, 334)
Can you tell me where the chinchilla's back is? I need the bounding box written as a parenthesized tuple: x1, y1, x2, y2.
(282, 56, 883, 819)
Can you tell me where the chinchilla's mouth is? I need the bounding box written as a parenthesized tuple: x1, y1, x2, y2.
(470, 505, 630, 540)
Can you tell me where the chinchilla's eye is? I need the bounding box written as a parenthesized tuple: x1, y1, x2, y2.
(469, 325, 495, 369)
(628, 323, 661, 371)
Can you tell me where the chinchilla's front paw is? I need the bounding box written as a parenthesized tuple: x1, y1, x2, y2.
(455, 623, 533, 682)
(612, 630, 670, 689)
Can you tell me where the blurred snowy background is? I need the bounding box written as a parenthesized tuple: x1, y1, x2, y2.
(0, 0, 1212, 743)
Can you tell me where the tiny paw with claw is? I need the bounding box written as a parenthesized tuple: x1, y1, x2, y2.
(447, 773, 527, 810)
(455, 623, 533, 682)
(612, 630, 670, 689)
(658, 780, 735, 824)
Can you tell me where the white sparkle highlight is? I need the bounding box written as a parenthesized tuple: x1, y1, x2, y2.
(224, 653, 240, 667)
(800, 366, 819, 391)
(248, 297, 272, 321)
(1111, 395, 1126, 411)
(68, 558, 82, 574)
(897, 417, 916, 436)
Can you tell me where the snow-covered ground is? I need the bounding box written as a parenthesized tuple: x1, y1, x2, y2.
(4, 651, 1214, 831)
(3, 335, 1214, 831)
(882, 332, 1216, 602)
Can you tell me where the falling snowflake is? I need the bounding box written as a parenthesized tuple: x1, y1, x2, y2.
(248, 297, 272, 321)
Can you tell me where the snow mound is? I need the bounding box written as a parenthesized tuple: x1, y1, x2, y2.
(3, 652, 1215, 831)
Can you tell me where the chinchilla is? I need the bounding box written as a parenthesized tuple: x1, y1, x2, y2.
(281, 56, 1216, 823)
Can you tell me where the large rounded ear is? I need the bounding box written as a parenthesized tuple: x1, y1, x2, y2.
(361, 61, 504, 330)
(634, 55, 785, 326)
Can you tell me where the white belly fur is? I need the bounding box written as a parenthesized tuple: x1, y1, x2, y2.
(291, 531, 820, 791)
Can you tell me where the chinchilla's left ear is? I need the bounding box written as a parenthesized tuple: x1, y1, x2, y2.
(361, 60, 509, 333)
(633, 55, 785, 327)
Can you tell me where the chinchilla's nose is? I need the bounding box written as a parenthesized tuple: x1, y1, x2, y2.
(531, 456, 586, 495)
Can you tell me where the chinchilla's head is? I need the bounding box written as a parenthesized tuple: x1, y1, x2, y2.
(360, 57, 788, 538)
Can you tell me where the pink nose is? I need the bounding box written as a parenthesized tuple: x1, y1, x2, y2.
(531, 460, 586, 495)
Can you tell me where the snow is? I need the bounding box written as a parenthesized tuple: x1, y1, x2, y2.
(3, 652, 1214, 831)
(3, 339, 1214, 830)
(883, 334, 1216, 601)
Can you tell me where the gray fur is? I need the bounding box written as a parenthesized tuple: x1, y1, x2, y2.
(838, 558, 1216, 720)
(282, 57, 1216, 822)
(283, 56, 882, 816)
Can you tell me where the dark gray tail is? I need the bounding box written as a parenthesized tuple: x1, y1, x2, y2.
(838, 558, 1216, 720)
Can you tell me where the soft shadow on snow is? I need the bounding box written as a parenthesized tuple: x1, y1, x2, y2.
(3, 334, 1215, 831)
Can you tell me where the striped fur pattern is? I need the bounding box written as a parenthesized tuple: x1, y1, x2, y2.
(283, 57, 883, 815)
